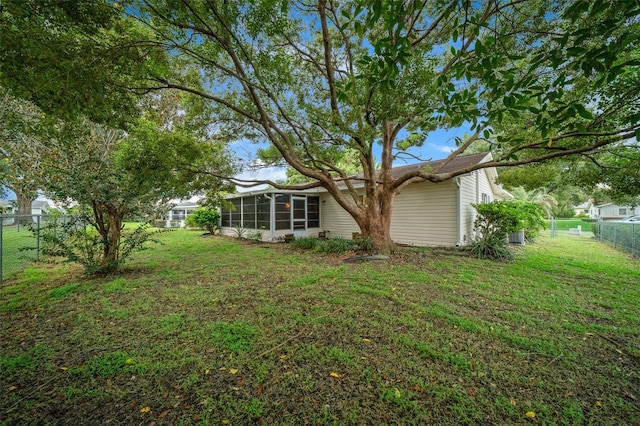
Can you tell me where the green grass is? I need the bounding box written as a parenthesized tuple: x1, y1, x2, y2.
(1, 230, 639, 425)
(1, 224, 39, 280)
(546, 218, 594, 231)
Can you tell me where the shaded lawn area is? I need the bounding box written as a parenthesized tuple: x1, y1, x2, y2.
(1, 230, 639, 425)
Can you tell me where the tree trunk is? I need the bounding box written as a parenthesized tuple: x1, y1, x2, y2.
(92, 201, 124, 272)
(15, 190, 35, 225)
(357, 188, 397, 255)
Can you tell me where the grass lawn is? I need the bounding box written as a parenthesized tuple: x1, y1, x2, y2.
(546, 219, 594, 232)
(1, 224, 38, 280)
(1, 230, 639, 425)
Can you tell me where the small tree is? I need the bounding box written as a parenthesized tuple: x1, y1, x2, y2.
(187, 208, 220, 235)
(469, 201, 545, 259)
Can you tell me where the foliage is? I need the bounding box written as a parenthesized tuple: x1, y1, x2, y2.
(246, 229, 264, 242)
(470, 201, 546, 259)
(232, 224, 247, 240)
(126, 0, 640, 254)
(32, 215, 162, 275)
(291, 237, 320, 250)
(315, 237, 353, 254)
(186, 208, 220, 235)
(0, 0, 154, 125)
(22, 90, 236, 272)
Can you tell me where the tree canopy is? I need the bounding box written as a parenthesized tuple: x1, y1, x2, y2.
(123, 0, 639, 251)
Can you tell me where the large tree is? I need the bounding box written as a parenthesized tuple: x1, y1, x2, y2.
(32, 92, 237, 271)
(0, 89, 50, 220)
(0, 0, 156, 126)
(132, 1, 639, 251)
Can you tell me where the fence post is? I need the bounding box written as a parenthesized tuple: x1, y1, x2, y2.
(36, 215, 41, 261)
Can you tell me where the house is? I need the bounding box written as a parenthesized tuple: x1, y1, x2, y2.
(0, 200, 15, 214)
(220, 153, 512, 247)
(574, 200, 599, 219)
(596, 203, 640, 220)
(165, 199, 201, 228)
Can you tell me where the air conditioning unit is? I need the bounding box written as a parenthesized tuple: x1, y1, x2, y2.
(509, 229, 526, 245)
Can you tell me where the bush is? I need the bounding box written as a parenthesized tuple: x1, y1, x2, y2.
(315, 237, 352, 254)
(188, 208, 220, 234)
(33, 215, 163, 275)
(470, 200, 545, 260)
(467, 232, 513, 260)
(291, 237, 320, 250)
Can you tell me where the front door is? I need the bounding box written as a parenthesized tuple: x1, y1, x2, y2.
(292, 197, 306, 237)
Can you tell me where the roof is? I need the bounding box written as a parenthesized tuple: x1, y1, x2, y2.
(226, 152, 500, 199)
(382, 152, 489, 180)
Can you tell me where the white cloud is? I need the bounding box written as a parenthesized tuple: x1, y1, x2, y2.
(428, 143, 455, 154)
(235, 166, 287, 193)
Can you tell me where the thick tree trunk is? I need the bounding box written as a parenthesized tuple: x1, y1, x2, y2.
(92, 201, 124, 272)
(357, 188, 397, 255)
(15, 190, 35, 225)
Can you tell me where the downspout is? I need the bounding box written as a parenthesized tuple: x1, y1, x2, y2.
(454, 177, 462, 246)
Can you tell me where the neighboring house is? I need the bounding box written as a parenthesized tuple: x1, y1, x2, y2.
(220, 153, 512, 247)
(0, 200, 15, 214)
(574, 200, 599, 219)
(597, 203, 640, 220)
(166, 199, 201, 228)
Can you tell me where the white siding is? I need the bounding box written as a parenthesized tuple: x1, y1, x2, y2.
(320, 193, 360, 239)
(390, 181, 458, 246)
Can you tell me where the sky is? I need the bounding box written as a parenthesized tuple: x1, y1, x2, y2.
(233, 125, 473, 192)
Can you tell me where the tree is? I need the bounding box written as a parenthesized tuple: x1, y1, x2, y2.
(0, 0, 155, 126)
(0, 89, 49, 221)
(128, 0, 639, 253)
(509, 187, 558, 218)
(35, 97, 237, 272)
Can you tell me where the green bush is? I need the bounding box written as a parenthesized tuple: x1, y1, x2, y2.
(188, 208, 220, 234)
(33, 215, 163, 275)
(315, 237, 352, 254)
(470, 201, 545, 260)
(291, 236, 320, 250)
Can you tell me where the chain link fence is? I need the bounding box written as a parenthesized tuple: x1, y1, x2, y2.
(0, 214, 53, 283)
(596, 221, 640, 258)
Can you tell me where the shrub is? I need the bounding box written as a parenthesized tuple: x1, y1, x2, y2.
(470, 200, 545, 260)
(189, 208, 220, 234)
(315, 237, 352, 254)
(291, 236, 320, 250)
(33, 215, 163, 275)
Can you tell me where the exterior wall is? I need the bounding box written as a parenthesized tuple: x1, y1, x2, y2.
(219, 226, 321, 242)
(319, 193, 360, 239)
(598, 204, 640, 219)
(390, 181, 458, 246)
(319, 182, 459, 247)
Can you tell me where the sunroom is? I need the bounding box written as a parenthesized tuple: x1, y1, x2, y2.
(219, 189, 322, 241)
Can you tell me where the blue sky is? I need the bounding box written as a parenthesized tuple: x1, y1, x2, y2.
(234, 125, 473, 191)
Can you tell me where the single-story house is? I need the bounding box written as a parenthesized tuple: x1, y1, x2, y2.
(0, 200, 15, 214)
(574, 200, 599, 219)
(220, 153, 512, 247)
(165, 199, 201, 228)
(597, 203, 640, 220)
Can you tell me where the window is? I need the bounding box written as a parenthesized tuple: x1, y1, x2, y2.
(256, 196, 270, 230)
(231, 198, 242, 226)
(171, 210, 186, 220)
(481, 193, 491, 203)
(307, 196, 320, 228)
(620, 208, 628, 215)
(221, 204, 231, 227)
(243, 196, 256, 229)
(275, 194, 291, 230)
